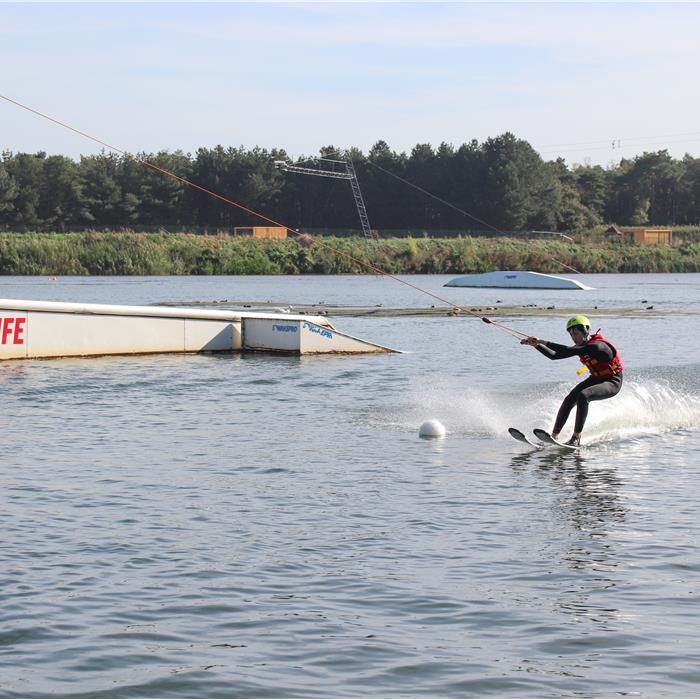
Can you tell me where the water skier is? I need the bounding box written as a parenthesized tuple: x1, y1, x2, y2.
(520, 315, 624, 446)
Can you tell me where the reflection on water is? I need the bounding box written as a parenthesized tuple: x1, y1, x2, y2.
(509, 449, 628, 633)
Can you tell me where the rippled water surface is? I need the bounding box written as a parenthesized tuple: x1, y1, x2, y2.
(1, 274, 699, 698)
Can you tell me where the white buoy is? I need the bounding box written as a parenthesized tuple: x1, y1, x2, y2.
(419, 419, 446, 438)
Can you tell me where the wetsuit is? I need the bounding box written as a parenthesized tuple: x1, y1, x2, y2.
(536, 338, 623, 434)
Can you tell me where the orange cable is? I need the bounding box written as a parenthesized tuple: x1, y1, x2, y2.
(0, 93, 530, 339)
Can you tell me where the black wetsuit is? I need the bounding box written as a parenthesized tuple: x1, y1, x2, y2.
(536, 339, 623, 434)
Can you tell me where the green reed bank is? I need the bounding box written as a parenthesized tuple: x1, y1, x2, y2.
(0, 232, 698, 276)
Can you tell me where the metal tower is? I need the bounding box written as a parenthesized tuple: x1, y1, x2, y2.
(273, 156, 376, 240)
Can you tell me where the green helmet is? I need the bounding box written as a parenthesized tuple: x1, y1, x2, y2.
(566, 315, 591, 331)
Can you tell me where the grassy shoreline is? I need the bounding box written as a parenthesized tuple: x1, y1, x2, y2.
(0, 231, 698, 276)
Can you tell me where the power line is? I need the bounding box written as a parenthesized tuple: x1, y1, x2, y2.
(536, 132, 700, 157)
(364, 158, 509, 237)
(360, 157, 581, 273)
(537, 130, 700, 149)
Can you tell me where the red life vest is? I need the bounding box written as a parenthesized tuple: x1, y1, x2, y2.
(579, 332, 624, 378)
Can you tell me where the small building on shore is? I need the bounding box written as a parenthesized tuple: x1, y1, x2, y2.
(605, 225, 672, 246)
(234, 226, 288, 239)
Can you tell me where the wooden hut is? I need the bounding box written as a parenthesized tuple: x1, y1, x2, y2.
(605, 225, 672, 246)
(234, 226, 288, 239)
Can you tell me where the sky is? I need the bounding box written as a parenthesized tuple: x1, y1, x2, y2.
(2, 1, 700, 168)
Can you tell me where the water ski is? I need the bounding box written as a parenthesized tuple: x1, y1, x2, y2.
(508, 428, 541, 447)
(533, 428, 579, 451)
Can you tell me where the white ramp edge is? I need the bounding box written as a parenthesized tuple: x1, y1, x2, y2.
(0, 298, 398, 360)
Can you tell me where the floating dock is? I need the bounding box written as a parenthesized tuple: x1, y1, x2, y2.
(0, 299, 398, 360)
(444, 271, 593, 290)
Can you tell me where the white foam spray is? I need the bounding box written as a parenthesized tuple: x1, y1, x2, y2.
(377, 377, 700, 444)
(581, 380, 700, 443)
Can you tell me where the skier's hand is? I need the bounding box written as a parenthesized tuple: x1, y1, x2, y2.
(520, 336, 540, 346)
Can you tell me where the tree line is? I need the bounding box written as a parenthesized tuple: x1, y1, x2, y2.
(1, 133, 699, 233)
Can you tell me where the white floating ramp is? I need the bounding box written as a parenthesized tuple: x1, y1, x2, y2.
(0, 299, 398, 360)
(444, 271, 593, 290)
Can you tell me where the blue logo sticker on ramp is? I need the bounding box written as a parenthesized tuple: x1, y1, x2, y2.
(303, 322, 333, 339)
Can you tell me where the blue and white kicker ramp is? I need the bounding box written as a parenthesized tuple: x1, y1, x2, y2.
(0, 298, 399, 360)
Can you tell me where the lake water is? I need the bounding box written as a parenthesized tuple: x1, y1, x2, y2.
(1, 273, 699, 698)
